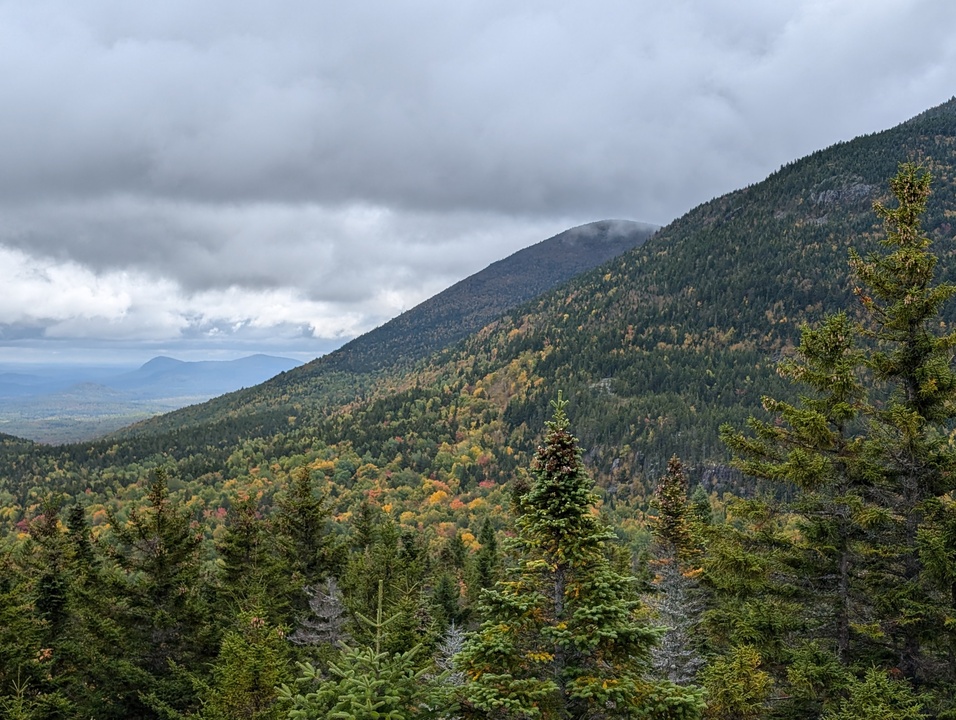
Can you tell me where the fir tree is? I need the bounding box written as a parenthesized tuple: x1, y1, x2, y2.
(202, 608, 292, 720)
(648, 457, 705, 687)
(469, 517, 499, 602)
(288, 577, 350, 649)
(719, 163, 956, 715)
(9, 499, 138, 718)
(720, 311, 871, 670)
(652, 456, 696, 561)
(107, 468, 214, 718)
(849, 162, 956, 683)
(217, 494, 290, 623)
(689, 486, 712, 528)
(280, 581, 448, 720)
(458, 395, 704, 718)
(276, 467, 338, 597)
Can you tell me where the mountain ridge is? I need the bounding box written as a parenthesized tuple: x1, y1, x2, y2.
(113, 218, 657, 437)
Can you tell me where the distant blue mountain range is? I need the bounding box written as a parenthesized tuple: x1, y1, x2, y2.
(0, 355, 302, 443)
(106, 354, 303, 398)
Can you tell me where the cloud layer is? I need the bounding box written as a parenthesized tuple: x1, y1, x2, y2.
(2, 0, 955, 360)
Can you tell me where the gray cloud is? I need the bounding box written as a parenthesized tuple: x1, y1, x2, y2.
(1, 0, 955, 358)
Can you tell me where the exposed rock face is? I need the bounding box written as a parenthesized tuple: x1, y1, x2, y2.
(811, 179, 875, 206)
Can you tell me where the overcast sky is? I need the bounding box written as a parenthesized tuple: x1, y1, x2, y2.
(2, 0, 955, 364)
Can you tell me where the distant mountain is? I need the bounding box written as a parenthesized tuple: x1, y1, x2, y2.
(115, 219, 657, 436)
(0, 354, 301, 443)
(107, 354, 302, 399)
(0, 365, 123, 398)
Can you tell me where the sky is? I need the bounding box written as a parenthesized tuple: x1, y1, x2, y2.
(2, 0, 955, 365)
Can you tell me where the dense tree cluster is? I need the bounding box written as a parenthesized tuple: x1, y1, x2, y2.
(1, 401, 697, 719)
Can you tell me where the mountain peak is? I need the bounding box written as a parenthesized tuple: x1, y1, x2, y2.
(139, 356, 185, 372)
(558, 219, 658, 246)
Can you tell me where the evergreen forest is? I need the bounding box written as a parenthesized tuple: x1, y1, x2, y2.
(4, 100, 956, 718)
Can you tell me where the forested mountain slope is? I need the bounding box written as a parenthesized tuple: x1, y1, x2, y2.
(449, 96, 956, 480)
(3, 97, 956, 532)
(113, 219, 656, 438)
(303, 96, 956, 489)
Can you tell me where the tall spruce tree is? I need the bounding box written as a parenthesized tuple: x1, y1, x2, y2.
(848, 163, 956, 684)
(107, 469, 214, 718)
(470, 517, 500, 601)
(276, 467, 339, 594)
(720, 163, 956, 716)
(457, 396, 704, 719)
(33, 501, 140, 719)
(720, 311, 871, 667)
(217, 494, 291, 624)
(717, 313, 872, 718)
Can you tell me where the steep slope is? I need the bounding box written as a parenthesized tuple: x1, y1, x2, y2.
(322, 219, 657, 375)
(257, 95, 956, 487)
(445, 96, 956, 479)
(115, 219, 656, 436)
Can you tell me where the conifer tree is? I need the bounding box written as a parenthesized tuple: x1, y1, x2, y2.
(848, 162, 956, 683)
(8, 500, 137, 718)
(202, 608, 292, 720)
(0, 544, 52, 718)
(469, 517, 499, 601)
(720, 311, 871, 672)
(720, 163, 956, 714)
(652, 456, 696, 562)
(107, 468, 214, 718)
(288, 578, 350, 649)
(276, 467, 338, 596)
(432, 571, 465, 629)
(280, 582, 447, 720)
(443, 530, 468, 571)
(648, 457, 705, 686)
(689, 486, 712, 528)
(458, 396, 704, 719)
(217, 494, 290, 623)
